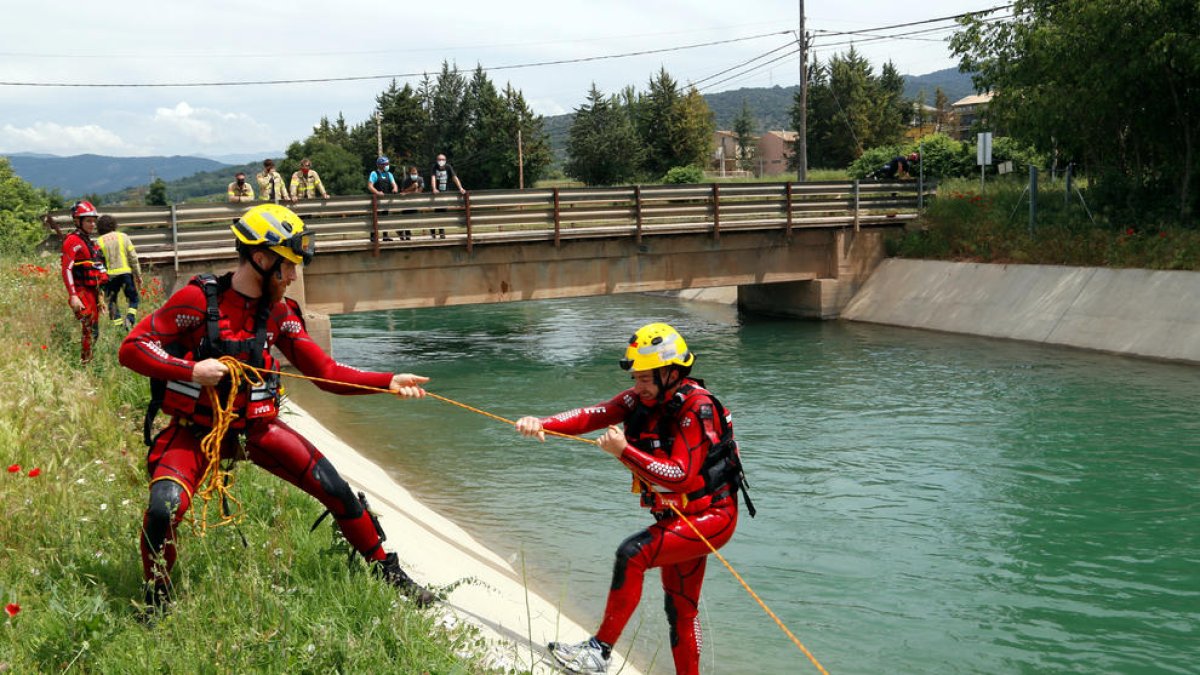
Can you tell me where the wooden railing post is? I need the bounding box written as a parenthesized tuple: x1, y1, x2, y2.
(371, 194, 380, 257)
(711, 183, 720, 241)
(464, 192, 473, 253)
(634, 185, 643, 244)
(553, 187, 561, 248)
(170, 203, 179, 272)
(785, 182, 793, 236)
(853, 179, 860, 232)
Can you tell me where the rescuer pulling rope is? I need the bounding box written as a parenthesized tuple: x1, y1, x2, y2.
(120, 203, 435, 613)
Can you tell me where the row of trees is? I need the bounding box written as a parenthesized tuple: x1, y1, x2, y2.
(280, 63, 553, 195)
(565, 69, 716, 185)
(791, 48, 910, 170)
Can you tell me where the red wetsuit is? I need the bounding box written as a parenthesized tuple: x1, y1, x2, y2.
(539, 379, 739, 675)
(60, 230, 108, 362)
(120, 273, 396, 588)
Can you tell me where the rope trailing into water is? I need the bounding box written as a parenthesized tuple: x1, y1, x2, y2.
(211, 361, 828, 673)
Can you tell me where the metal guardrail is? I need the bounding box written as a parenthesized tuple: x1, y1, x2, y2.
(45, 180, 931, 268)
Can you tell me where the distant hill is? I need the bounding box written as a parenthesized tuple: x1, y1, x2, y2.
(99, 161, 261, 205)
(903, 67, 977, 105)
(4, 153, 233, 198)
(540, 68, 976, 167)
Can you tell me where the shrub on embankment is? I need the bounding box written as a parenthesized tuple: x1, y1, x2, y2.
(0, 257, 498, 673)
(893, 178, 1200, 270)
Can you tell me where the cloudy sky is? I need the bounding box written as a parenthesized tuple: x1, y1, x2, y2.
(1, 1, 1006, 159)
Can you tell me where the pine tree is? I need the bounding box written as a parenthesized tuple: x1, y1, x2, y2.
(565, 84, 642, 186)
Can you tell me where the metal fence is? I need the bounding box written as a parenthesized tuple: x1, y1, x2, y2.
(46, 180, 931, 270)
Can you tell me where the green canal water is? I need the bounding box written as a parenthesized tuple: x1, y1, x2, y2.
(287, 294, 1199, 674)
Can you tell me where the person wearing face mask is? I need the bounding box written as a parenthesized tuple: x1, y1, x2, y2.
(120, 203, 436, 615)
(290, 158, 329, 201)
(257, 159, 293, 205)
(227, 172, 255, 203)
(400, 166, 437, 239)
(430, 154, 465, 196)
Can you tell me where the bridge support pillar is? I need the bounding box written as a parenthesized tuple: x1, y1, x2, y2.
(738, 278, 860, 319)
(737, 229, 891, 319)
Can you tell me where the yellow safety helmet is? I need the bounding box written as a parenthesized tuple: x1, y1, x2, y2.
(231, 203, 314, 265)
(620, 322, 695, 371)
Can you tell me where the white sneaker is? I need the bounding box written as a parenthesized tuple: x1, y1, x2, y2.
(548, 637, 609, 674)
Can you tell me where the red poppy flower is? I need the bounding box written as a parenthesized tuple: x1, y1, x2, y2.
(28, 468, 41, 478)
(1126, 228, 1135, 236)
(6, 464, 19, 473)
(41, 345, 47, 350)
(4, 603, 18, 617)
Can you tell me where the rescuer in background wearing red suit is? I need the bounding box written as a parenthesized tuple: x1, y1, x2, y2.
(514, 323, 754, 675)
(119, 203, 434, 612)
(60, 200, 109, 363)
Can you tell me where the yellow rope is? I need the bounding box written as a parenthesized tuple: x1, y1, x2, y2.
(211, 361, 828, 673)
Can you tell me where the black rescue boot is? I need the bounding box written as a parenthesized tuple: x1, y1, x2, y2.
(137, 581, 172, 622)
(376, 552, 436, 607)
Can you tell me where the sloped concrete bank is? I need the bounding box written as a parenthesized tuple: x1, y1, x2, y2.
(842, 259, 1200, 363)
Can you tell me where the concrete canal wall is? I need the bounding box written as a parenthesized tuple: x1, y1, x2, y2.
(842, 259, 1200, 363)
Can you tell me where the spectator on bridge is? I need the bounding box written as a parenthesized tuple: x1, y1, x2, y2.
(369, 157, 404, 242)
(399, 165, 424, 194)
(290, 158, 330, 201)
(430, 153, 465, 196)
(257, 159, 292, 204)
(119, 203, 436, 615)
(513, 322, 753, 675)
(60, 201, 109, 363)
(367, 156, 398, 197)
(227, 171, 255, 203)
(400, 166, 436, 239)
(97, 214, 142, 331)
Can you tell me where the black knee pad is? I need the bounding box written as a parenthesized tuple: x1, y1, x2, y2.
(610, 530, 653, 591)
(311, 457, 361, 518)
(145, 480, 183, 550)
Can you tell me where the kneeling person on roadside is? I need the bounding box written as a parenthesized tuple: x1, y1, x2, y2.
(119, 203, 435, 612)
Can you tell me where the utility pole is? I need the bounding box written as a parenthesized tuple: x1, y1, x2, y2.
(517, 128, 525, 189)
(375, 112, 383, 157)
(797, 0, 808, 181)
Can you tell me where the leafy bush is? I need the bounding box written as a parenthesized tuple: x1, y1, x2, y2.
(661, 165, 706, 184)
(0, 157, 54, 255)
(849, 133, 1045, 182)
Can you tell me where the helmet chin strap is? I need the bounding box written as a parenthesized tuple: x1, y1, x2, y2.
(248, 250, 286, 295)
(652, 367, 680, 403)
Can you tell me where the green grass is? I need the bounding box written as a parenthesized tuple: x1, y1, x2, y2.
(894, 177, 1200, 270)
(0, 257, 507, 673)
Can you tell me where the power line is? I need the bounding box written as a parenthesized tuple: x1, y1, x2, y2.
(811, 4, 1014, 38)
(690, 40, 799, 88)
(0, 31, 791, 89)
(698, 47, 801, 93)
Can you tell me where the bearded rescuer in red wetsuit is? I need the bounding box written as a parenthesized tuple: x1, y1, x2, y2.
(515, 323, 754, 675)
(119, 203, 434, 611)
(61, 201, 109, 363)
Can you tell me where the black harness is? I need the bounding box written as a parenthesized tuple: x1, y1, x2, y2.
(142, 273, 273, 445)
(626, 380, 756, 517)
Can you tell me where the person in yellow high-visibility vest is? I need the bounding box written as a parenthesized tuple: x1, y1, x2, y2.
(97, 214, 142, 330)
(290, 158, 329, 201)
(227, 171, 255, 202)
(257, 159, 292, 204)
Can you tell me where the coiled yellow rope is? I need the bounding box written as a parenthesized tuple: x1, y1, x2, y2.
(202, 360, 828, 673)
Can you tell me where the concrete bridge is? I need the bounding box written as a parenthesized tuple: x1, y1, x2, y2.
(48, 181, 926, 349)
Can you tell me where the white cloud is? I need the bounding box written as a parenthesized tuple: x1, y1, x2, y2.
(0, 122, 136, 155)
(148, 102, 281, 154)
(529, 98, 568, 117)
